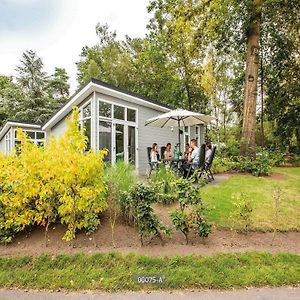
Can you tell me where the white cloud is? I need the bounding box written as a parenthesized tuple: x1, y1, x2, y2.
(0, 0, 150, 93)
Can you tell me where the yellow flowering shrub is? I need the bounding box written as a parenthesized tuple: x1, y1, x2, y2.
(0, 108, 107, 243)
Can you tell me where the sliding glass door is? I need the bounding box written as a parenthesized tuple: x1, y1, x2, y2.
(98, 99, 138, 169)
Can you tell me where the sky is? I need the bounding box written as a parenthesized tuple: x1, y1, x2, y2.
(0, 0, 150, 93)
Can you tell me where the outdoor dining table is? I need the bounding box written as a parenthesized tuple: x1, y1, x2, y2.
(163, 158, 186, 170)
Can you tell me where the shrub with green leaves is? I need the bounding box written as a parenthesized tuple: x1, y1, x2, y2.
(239, 150, 273, 176)
(123, 183, 171, 245)
(170, 178, 211, 243)
(192, 204, 212, 238)
(104, 161, 138, 246)
(211, 156, 238, 174)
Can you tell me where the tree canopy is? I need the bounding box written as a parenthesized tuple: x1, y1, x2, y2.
(0, 50, 69, 126)
(1, 1, 299, 154)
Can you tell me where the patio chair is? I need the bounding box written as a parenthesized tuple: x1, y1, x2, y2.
(203, 146, 216, 181)
(160, 146, 166, 161)
(147, 147, 159, 176)
(186, 143, 206, 179)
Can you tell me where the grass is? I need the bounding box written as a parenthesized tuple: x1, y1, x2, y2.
(202, 167, 300, 231)
(0, 252, 299, 291)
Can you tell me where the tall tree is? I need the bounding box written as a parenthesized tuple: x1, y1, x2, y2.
(0, 75, 25, 126)
(47, 67, 70, 107)
(148, 0, 208, 112)
(0, 50, 70, 125)
(240, 0, 263, 157)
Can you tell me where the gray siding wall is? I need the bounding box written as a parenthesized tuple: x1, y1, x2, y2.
(0, 137, 5, 153)
(50, 118, 68, 138)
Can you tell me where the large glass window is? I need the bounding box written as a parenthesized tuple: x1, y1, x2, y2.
(99, 101, 112, 118)
(82, 119, 91, 150)
(114, 105, 125, 120)
(79, 102, 92, 151)
(5, 132, 11, 154)
(83, 103, 91, 118)
(13, 130, 46, 151)
(127, 108, 136, 122)
(99, 121, 112, 162)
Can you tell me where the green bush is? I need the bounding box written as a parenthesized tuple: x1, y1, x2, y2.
(211, 156, 238, 174)
(238, 150, 273, 176)
(105, 161, 138, 212)
(122, 183, 171, 245)
(170, 178, 211, 244)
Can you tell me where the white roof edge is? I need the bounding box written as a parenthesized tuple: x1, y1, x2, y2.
(42, 81, 94, 131)
(0, 121, 41, 140)
(92, 84, 170, 113)
(42, 81, 170, 131)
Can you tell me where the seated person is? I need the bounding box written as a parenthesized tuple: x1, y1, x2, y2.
(150, 143, 159, 168)
(205, 142, 212, 164)
(183, 143, 190, 160)
(164, 143, 174, 161)
(181, 139, 199, 177)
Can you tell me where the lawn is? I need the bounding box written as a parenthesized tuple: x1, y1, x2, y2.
(0, 252, 299, 291)
(202, 167, 300, 231)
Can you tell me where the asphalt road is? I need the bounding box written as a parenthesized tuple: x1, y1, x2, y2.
(0, 287, 300, 300)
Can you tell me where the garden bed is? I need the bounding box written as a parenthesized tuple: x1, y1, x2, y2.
(1, 211, 300, 257)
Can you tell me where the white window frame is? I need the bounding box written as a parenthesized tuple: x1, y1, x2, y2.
(13, 129, 46, 144)
(5, 130, 12, 154)
(182, 126, 190, 151)
(78, 99, 92, 150)
(97, 98, 139, 169)
(195, 125, 201, 145)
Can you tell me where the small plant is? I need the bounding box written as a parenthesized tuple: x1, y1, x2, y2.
(123, 183, 171, 246)
(192, 204, 212, 239)
(230, 192, 254, 233)
(170, 210, 192, 244)
(170, 178, 211, 244)
(105, 161, 137, 247)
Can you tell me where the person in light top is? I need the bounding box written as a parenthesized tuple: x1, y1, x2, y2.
(205, 142, 212, 163)
(188, 139, 200, 167)
(150, 143, 159, 164)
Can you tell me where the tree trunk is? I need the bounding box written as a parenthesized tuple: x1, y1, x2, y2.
(240, 0, 262, 158)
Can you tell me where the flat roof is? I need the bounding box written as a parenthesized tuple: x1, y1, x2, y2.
(0, 121, 42, 140)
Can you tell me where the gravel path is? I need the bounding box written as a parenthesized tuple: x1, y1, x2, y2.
(1, 287, 300, 300)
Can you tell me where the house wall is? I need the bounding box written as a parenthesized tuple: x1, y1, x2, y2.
(0, 136, 5, 153)
(96, 92, 178, 175)
(46, 90, 206, 175)
(50, 118, 68, 138)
